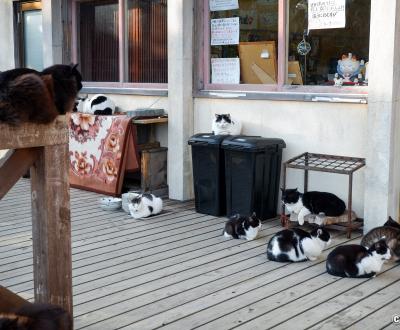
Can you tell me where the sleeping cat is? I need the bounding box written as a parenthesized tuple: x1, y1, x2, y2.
(0, 64, 82, 125)
(75, 94, 115, 115)
(326, 240, 391, 278)
(361, 217, 400, 261)
(128, 193, 163, 219)
(212, 114, 242, 135)
(281, 188, 346, 225)
(223, 212, 262, 241)
(267, 227, 331, 262)
(0, 303, 71, 330)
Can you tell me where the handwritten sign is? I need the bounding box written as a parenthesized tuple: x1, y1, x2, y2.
(211, 17, 240, 46)
(209, 0, 239, 11)
(211, 58, 240, 84)
(308, 0, 346, 30)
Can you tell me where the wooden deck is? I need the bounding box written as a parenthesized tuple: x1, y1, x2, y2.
(1, 179, 400, 330)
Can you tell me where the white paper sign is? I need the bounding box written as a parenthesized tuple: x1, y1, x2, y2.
(211, 58, 240, 84)
(308, 0, 346, 30)
(211, 17, 240, 46)
(209, 0, 239, 11)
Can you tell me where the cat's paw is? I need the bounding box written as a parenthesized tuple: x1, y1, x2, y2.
(298, 216, 305, 225)
(308, 256, 317, 261)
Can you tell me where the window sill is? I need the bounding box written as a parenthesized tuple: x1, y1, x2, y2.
(81, 86, 168, 96)
(195, 86, 368, 104)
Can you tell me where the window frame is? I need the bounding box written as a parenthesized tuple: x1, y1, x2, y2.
(195, 0, 368, 101)
(71, 0, 168, 91)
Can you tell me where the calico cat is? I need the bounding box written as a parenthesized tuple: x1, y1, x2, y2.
(281, 188, 346, 225)
(0, 303, 71, 330)
(212, 114, 242, 135)
(361, 217, 400, 261)
(326, 240, 391, 278)
(223, 213, 262, 241)
(0, 64, 82, 125)
(128, 193, 163, 219)
(267, 227, 331, 262)
(75, 94, 115, 115)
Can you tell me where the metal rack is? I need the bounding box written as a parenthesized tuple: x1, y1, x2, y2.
(281, 152, 366, 238)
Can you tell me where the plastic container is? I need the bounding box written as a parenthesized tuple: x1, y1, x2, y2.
(188, 133, 227, 216)
(222, 136, 286, 220)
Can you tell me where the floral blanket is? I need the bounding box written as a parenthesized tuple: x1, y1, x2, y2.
(69, 113, 139, 196)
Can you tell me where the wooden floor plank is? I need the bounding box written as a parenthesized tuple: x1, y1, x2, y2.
(1, 179, 395, 330)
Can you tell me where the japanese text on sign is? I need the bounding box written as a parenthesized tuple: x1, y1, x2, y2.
(211, 17, 240, 46)
(211, 58, 240, 84)
(308, 0, 346, 30)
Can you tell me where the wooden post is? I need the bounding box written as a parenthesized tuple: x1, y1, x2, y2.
(30, 143, 72, 318)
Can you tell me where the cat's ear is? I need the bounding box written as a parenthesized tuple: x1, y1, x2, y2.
(295, 188, 299, 192)
(234, 213, 240, 219)
(70, 63, 79, 70)
(280, 187, 284, 192)
(251, 212, 257, 218)
(214, 114, 219, 119)
(317, 228, 323, 236)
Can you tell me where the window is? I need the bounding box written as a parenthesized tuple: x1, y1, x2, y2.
(199, 0, 370, 94)
(73, 0, 168, 87)
(14, 1, 44, 71)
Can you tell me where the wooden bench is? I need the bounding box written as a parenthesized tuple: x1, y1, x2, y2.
(0, 116, 72, 327)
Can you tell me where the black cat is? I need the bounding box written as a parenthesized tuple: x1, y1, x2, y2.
(0, 64, 82, 125)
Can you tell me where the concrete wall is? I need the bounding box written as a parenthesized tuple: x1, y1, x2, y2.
(0, 0, 15, 70)
(194, 98, 367, 217)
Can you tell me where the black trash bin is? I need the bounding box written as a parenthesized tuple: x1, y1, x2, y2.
(222, 136, 286, 220)
(188, 133, 227, 216)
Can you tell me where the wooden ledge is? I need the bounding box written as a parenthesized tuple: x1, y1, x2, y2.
(0, 115, 68, 150)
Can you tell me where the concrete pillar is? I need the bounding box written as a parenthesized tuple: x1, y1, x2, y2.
(42, 0, 63, 67)
(364, 0, 400, 231)
(167, 0, 194, 200)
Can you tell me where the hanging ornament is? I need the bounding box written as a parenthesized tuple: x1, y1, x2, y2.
(297, 37, 311, 56)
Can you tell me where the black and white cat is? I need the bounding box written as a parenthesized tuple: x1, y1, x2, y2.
(281, 188, 346, 225)
(267, 227, 331, 262)
(223, 213, 262, 241)
(75, 94, 115, 115)
(326, 240, 391, 278)
(128, 193, 163, 219)
(212, 114, 242, 135)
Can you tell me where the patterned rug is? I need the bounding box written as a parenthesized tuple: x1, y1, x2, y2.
(69, 113, 140, 196)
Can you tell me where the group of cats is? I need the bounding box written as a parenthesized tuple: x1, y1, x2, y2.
(223, 188, 400, 279)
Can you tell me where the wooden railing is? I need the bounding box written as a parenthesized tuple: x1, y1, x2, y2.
(0, 115, 72, 326)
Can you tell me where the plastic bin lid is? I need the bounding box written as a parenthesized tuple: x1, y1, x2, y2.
(221, 135, 286, 152)
(188, 133, 227, 147)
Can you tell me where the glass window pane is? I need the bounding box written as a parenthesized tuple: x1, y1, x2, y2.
(288, 0, 370, 86)
(78, 1, 119, 82)
(127, 0, 168, 83)
(23, 10, 43, 71)
(209, 0, 278, 85)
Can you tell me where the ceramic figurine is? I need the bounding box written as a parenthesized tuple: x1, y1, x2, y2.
(337, 53, 361, 82)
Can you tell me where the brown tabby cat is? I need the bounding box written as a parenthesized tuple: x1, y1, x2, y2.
(0, 64, 82, 125)
(0, 303, 71, 330)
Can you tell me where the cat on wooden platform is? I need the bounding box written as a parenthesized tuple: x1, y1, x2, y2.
(0, 64, 82, 125)
(281, 188, 346, 225)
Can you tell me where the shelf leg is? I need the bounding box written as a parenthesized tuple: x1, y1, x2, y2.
(347, 173, 353, 239)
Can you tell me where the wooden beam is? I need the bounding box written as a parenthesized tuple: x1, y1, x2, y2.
(0, 287, 30, 313)
(30, 143, 73, 324)
(0, 148, 39, 200)
(0, 115, 68, 150)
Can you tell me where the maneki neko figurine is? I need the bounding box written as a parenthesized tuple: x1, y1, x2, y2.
(337, 53, 361, 82)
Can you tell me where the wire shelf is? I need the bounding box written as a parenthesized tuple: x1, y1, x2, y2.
(284, 152, 365, 175)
